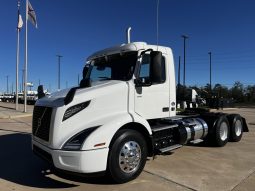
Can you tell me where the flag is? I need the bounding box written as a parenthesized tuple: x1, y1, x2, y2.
(17, 0, 23, 30)
(17, 14, 23, 30)
(28, 1, 38, 28)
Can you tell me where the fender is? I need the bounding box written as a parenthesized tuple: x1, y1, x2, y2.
(82, 112, 152, 150)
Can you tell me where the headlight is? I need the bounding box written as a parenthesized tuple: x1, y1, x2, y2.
(63, 101, 90, 121)
(62, 126, 99, 150)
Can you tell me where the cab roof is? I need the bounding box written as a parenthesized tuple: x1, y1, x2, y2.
(87, 42, 172, 61)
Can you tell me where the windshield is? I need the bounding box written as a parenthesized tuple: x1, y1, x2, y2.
(88, 51, 137, 82)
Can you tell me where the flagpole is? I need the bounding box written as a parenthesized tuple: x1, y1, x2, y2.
(16, 0, 21, 110)
(24, 0, 28, 113)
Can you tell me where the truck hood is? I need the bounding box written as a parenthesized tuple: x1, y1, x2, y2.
(35, 80, 127, 107)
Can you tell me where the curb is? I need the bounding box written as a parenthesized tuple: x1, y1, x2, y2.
(0, 113, 32, 119)
(210, 108, 237, 112)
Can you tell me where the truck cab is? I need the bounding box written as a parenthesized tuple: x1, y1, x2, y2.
(32, 42, 247, 183)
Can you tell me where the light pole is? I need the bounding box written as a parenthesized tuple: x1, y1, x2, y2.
(56, 55, 63, 90)
(181, 35, 188, 87)
(208, 52, 212, 92)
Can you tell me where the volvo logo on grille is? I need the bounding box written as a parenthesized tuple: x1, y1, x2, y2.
(38, 118, 42, 128)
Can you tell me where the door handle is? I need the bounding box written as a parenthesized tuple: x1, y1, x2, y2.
(162, 107, 169, 112)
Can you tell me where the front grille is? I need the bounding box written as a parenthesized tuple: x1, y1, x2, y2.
(32, 106, 52, 142)
(33, 145, 53, 164)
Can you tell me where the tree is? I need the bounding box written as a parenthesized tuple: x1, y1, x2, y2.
(213, 84, 229, 98)
(245, 85, 255, 102)
(230, 81, 244, 103)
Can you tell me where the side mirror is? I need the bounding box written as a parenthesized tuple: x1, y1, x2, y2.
(80, 65, 91, 88)
(37, 85, 45, 99)
(83, 65, 90, 79)
(134, 78, 152, 87)
(150, 51, 163, 84)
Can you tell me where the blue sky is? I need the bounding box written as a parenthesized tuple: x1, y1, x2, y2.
(0, 0, 254, 93)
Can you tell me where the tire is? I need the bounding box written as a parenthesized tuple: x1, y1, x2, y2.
(214, 115, 230, 147)
(227, 114, 243, 142)
(108, 129, 147, 183)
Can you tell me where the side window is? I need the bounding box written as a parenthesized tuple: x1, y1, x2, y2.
(139, 54, 166, 84)
(90, 66, 111, 82)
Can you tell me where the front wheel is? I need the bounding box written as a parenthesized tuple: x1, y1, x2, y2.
(108, 129, 147, 183)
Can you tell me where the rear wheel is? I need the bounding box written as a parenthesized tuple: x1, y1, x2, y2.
(214, 116, 230, 147)
(108, 129, 147, 183)
(228, 114, 243, 142)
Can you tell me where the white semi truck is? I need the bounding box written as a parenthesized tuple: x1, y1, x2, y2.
(32, 42, 248, 183)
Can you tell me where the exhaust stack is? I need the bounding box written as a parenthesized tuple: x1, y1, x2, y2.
(126, 27, 131, 44)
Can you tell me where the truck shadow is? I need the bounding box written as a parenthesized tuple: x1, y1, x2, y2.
(0, 132, 116, 188)
(0, 133, 77, 188)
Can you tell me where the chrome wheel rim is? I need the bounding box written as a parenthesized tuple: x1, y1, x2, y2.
(119, 141, 141, 173)
(219, 122, 228, 141)
(235, 120, 242, 137)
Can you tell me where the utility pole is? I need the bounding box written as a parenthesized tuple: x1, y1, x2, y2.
(6, 75, 9, 94)
(181, 35, 188, 87)
(208, 52, 212, 92)
(78, 74, 80, 86)
(177, 56, 181, 101)
(56, 55, 63, 90)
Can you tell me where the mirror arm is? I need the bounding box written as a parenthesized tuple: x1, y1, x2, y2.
(140, 49, 153, 56)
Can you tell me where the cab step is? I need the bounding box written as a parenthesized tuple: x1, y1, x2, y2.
(159, 144, 182, 153)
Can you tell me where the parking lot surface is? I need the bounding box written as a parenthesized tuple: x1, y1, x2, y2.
(0, 106, 254, 191)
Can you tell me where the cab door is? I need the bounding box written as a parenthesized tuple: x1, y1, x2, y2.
(134, 53, 170, 119)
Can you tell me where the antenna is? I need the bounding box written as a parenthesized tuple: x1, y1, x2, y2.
(156, 0, 160, 50)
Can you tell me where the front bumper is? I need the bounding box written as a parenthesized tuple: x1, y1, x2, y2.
(32, 140, 109, 173)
